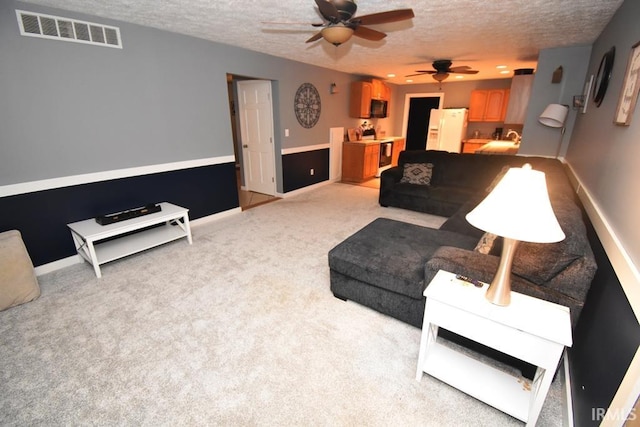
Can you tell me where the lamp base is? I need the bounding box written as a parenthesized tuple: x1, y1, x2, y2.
(485, 238, 520, 306)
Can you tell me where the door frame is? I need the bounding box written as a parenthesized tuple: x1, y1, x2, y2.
(401, 92, 445, 147)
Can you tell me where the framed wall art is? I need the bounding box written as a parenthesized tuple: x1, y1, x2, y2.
(614, 41, 640, 125)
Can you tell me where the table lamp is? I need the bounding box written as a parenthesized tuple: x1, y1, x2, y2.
(465, 164, 565, 306)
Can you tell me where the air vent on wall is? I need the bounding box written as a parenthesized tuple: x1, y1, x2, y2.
(16, 10, 122, 49)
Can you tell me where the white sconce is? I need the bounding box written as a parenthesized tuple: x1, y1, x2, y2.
(538, 104, 569, 128)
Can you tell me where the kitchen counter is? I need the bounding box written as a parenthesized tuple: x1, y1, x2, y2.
(342, 137, 405, 183)
(475, 140, 519, 155)
(347, 137, 400, 145)
(462, 138, 493, 153)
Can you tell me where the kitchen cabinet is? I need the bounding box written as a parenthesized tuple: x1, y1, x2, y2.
(468, 89, 510, 122)
(391, 138, 405, 166)
(371, 79, 389, 100)
(349, 79, 390, 118)
(342, 137, 404, 183)
(350, 81, 373, 118)
(342, 141, 380, 182)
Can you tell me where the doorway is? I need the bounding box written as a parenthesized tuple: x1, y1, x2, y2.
(227, 75, 279, 210)
(402, 93, 444, 150)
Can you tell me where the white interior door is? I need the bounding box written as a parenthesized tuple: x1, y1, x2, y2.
(237, 80, 276, 196)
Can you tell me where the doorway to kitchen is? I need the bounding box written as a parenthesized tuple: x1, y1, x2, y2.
(402, 93, 444, 150)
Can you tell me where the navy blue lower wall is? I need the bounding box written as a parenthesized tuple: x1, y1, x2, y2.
(282, 149, 329, 193)
(0, 163, 239, 267)
(569, 219, 640, 425)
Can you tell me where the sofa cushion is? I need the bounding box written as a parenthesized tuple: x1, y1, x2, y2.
(328, 218, 478, 300)
(438, 195, 485, 239)
(400, 163, 433, 185)
(486, 166, 511, 192)
(511, 196, 586, 285)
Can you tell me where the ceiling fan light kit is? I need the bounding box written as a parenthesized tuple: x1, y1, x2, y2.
(321, 25, 354, 46)
(306, 0, 414, 46)
(407, 59, 479, 82)
(432, 73, 449, 82)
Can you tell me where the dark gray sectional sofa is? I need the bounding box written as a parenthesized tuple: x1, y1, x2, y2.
(329, 149, 597, 333)
(328, 150, 597, 376)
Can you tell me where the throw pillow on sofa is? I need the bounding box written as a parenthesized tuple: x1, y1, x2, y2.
(400, 163, 434, 185)
(474, 232, 498, 254)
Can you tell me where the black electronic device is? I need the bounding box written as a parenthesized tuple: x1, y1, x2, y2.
(95, 203, 161, 225)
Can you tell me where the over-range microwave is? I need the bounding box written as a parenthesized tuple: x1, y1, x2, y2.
(370, 99, 388, 118)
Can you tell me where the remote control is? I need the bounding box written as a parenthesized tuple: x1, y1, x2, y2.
(455, 274, 483, 288)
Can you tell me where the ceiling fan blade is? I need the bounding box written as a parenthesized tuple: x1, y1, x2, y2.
(452, 69, 479, 74)
(353, 26, 386, 41)
(405, 71, 433, 77)
(449, 65, 472, 72)
(262, 21, 323, 26)
(355, 9, 415, 26)
(305, 31, 324, 43)
(315, 0, 340, 22)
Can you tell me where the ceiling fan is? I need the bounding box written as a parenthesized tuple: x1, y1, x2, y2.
(407, 60, 479, 82)
(305, 0, 415, 46)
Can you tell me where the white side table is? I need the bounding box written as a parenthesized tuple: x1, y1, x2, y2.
(415, 270, 572, 426)
(67, 202, 192, 278)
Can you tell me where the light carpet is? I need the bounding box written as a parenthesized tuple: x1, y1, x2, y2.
(0, 183, 563, 426)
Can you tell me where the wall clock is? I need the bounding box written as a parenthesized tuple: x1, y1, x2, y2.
(593, 47, 615, 107)
(294, 83, 321, 128)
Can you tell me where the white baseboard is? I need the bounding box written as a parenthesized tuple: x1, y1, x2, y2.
(34, 254, 82, 276)
(190, 207, 242, 227)
(34, 207, 242, 276)
(563, 352, 574, 427)
(564, 163, 640, 426)
(33, 178, 334, 276)
(277, 179, 333, 198)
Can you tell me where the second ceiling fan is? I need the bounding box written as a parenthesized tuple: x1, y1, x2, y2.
(407, 60, 479, 82)
(306, 0, 414, 46)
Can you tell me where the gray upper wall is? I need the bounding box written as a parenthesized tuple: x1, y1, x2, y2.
(519, 45, 592, 157)
(390, 79, 513, 139)
(566, 0, 640, 268)
(1, 1, 362, 186)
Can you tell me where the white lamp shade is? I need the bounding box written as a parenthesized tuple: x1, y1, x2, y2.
(538, 103, 569, 128)
(465, 165, 565, 243)
(321, 25, 354, 45)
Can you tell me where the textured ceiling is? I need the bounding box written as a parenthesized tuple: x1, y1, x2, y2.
(20, 0, 624, 84)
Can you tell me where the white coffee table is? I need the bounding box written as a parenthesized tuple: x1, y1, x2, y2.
(415, 270, 572, 426)
(67, 202, 192, 278)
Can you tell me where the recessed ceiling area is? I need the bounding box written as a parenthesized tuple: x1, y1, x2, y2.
(20, 0, 624, 84)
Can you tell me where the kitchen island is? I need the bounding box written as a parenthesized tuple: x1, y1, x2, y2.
(462, 139, 519, 155)
(475, 140, 519, 155)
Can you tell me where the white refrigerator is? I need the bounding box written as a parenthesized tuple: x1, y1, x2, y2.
(426, 108, 468, 153)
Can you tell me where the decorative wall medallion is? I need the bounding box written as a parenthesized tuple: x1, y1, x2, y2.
(294, 83, 321, 128)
